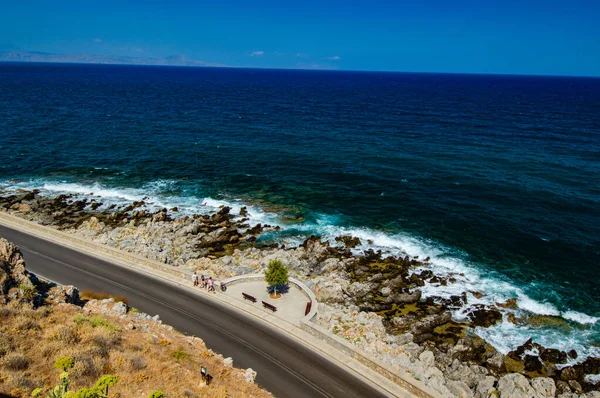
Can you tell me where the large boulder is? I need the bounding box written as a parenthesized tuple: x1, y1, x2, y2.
(540, 348, 568, 364)
(474, 376, 497, 398)
(582, 357, 600, 375)
(446, 380, 473, 398)
(559, 365, 584, 382)
(47, 285, 81, 305)
(409, 312, 452, 336)
(530, 377, 556, 397)
(0, 237, 35, 303)
(314, 279, 348, 304)
(466, 305, 503, 328)
(497, 373, 535, 398)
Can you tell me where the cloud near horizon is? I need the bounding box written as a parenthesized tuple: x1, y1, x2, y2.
(250, 51, 264, 56)
(93, 38, 102, 43)
(326, 55, 340, 61)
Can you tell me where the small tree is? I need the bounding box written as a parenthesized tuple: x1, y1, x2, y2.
(265, 259, 289, 297)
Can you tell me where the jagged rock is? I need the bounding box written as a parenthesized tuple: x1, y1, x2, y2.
(10, 203, 32, 213)
(347, 281, 375, 298)
(448, 336, 489, 364)
(530, 377, 556, 397)
(582, 357, 600, 374)
(48, 285, 82, 305)
(497, 373, 535, 397)
(407, 312, 451, 337)
(152, 210, 168, 222)
(409, 273, 425, 287)
(111, 301, 127, 316)
(555, 380, 571, 395)
(540, 348, 568, 364)
(474, 376, 497, 398)
(485, 352, 506, 374)
(560, 365, 584, 382)
(245, 368, 257, 383)
(466, 305, 503, 328)
(523, 354, 543, 373)
(335, 235, 361, 249)
(447, 380, 473, 398)
(497, 297, 518, 309)
(314, 280, 348, 304)
(0, 238, 35, 303)
(392, 290, 422, 304)
(568, 349, 578, 359)
(419, 350, 435, 368)
(567, 380, 583, 394)
(223, 357, 233, 367)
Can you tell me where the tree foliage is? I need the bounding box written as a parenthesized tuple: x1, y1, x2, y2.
(264, 259, 289, 289)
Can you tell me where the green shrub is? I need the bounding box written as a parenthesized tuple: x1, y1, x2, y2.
(72, 314, 119, 332)
(89, 316, 118, 331)
(148, 391, 166, 398)
(171, 347, 189, 362)
(18, 282, 35, 299)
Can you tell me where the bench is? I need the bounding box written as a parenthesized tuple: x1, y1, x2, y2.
(242, 292, 257, 303)
(262, 301, 277, 312)
(305, 301, 312, 316)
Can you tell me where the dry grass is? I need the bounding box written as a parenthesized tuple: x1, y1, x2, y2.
(2, 353, 30, 371)
(0, 301, 273, 398)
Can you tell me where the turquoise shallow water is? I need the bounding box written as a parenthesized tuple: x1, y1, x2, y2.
(1, 63, 599, 357)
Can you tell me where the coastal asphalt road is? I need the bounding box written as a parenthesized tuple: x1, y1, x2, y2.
(0, 225, 390, 398)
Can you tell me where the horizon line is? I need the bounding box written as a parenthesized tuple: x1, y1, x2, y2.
(0, 59, 598, 79)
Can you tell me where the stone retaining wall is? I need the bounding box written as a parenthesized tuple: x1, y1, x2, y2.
(299, 318, 441, 398)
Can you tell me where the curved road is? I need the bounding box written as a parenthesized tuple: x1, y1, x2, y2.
(0, 225, 389, 398)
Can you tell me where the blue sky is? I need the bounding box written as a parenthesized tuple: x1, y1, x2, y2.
(1, 0, 599, 76)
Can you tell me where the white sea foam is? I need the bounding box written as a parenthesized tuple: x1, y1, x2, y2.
(516, 293, 561, 316)
(0, 179, 280, 231)
(279, 216, 600, 360)
(563, 311, 600, 325)
(586, 373, 600, 384)
(476, 320, 600, 365)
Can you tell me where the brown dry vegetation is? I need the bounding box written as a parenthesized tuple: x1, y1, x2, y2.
(79, 290, 130, 306)
(0, 300, 272, 398)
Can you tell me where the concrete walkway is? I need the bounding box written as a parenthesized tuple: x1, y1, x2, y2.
(224, 279, 309, 324)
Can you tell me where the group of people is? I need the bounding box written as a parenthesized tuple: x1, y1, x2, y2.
(192, 271, 216, 293)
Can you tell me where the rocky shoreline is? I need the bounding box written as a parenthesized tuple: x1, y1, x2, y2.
(1, 189, 599, 397)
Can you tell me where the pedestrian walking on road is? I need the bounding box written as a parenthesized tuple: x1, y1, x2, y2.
(192, 271, 199, 287)
(201, 275, 206, 289)
(208, 277, 215, 293)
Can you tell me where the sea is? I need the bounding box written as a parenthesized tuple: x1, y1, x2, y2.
(1, 62, 599, 361)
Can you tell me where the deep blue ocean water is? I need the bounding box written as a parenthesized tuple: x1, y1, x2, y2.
(1, 63, 599, 357)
